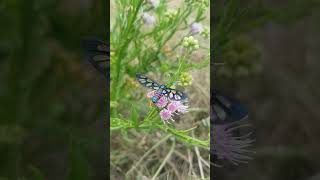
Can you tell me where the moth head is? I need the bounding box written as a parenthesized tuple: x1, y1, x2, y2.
(151, 96, 158, 103)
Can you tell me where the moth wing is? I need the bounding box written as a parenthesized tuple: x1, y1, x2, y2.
(136, 74, 161, 90)
(82, 37, 109, 77)
(212, 90, 248, 123)
(164, 88, 187, 101)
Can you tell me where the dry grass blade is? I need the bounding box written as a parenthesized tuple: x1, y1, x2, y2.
(151, 140, 176, 180)
(126, 135, 171, 176)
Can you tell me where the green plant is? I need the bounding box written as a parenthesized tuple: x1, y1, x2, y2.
(110, 0, 210, 149)
(110, 0, 210, 178)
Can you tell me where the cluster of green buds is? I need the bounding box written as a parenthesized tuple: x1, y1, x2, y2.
(179, 72, 193, 86)
(219, 35, 261, 78)
(164, 10, 177, 19)
(200, 27, 210, 38)
(184, 0, 209, 10)
(198, 0, 209, 10)
(182, 36, 200, 50)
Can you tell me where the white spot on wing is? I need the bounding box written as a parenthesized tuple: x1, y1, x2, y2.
(93, 55, 108, 61)
(175, 94, 181, 100)
(139, 79, 146, 83)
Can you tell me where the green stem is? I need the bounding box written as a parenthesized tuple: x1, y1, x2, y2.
(112, 0, 144, 101)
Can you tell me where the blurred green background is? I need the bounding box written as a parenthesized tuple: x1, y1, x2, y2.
(214, 0, 320, 179)
(0, 0, 108, 179)
(1, 0, 320, 179)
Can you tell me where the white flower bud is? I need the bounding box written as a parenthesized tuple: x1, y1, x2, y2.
(142, 12, 155, 25)
(190, 22, 203, 34)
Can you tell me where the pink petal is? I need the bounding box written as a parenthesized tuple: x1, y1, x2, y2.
(146, 91, 156, 98)
(176, 101, 189, 113)
(156, 96, 168, 108)
(159, 109, 172, 121)
(167, 102, 178, 112)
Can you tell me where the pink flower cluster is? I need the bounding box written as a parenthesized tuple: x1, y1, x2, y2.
(147, 91, 189, 124)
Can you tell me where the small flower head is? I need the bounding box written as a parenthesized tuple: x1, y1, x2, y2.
(200, 27, 210, 38)
(175, 101, 189, 113)
(212, 122, 254, 165)
(147, 0, 160, 8)
(145, 89, 189, 124)
(156, 96, 168, 108)
(179, 72, 193, 86)
(142, 12, 156, 25)
(217, 35, 261, 78)
(182, 36, 199, 50)
(190, 22, 203, 34)
(167, 101, 189, 114)
(159, 109, 172, 122)
(167, 102, 179, 112)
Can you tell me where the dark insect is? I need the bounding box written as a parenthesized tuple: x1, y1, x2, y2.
(211, 91, 252, 165)
(211, 90, 248, 123)
(136, 74, 187, 103)
(82, 37, 109, 78)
